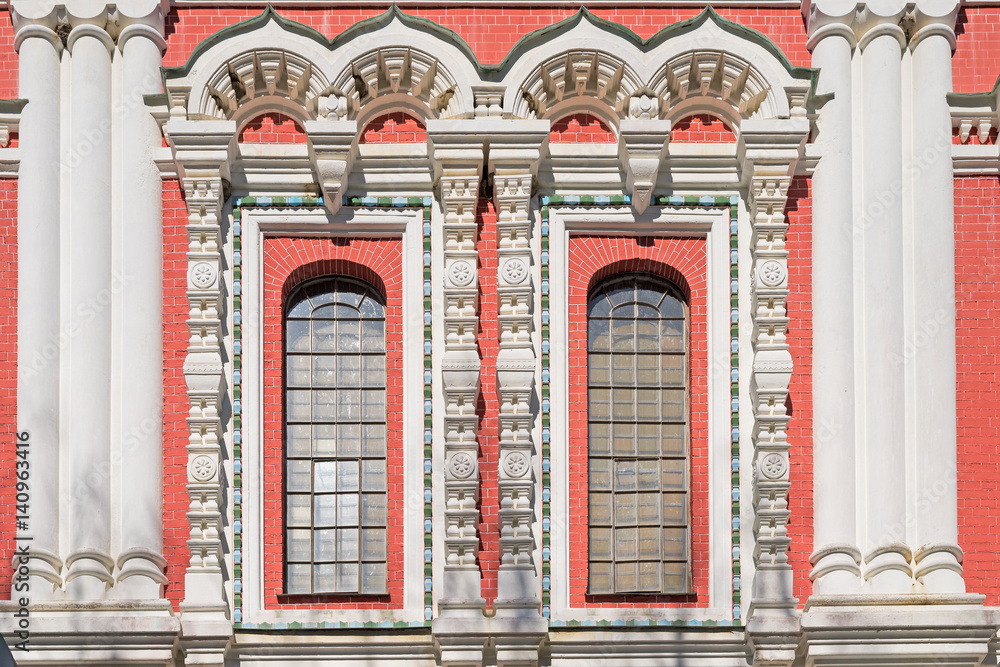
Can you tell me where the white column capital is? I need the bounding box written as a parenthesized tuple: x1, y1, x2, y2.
(802, 0, 859, 50)
(305, 119, 358, 216)
(65, 23, 114, 53)
(910, 1, 961, 50)
(855, 3, 909, 52)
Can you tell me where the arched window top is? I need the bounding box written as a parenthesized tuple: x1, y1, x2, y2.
(286, 277, 386, 321)
(588, 274, 685, 320)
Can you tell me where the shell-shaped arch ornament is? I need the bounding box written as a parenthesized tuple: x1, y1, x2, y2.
(514, 50, 643, 121)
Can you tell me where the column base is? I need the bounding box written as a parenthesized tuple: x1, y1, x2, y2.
(0, 600, 178, 665)
(178, 602, 232, 667)
(801, 594, 1000, 666)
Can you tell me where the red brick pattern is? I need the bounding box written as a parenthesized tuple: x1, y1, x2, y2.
(162, 180, 191, 608)
(263, 236, 405, 609)
(671, 115, 736, 143)
(476, 196, 501, 606)
(0, 13, 15, 100)
(360, 112, 428, 144)
(955, 175, 1000, 607)
(0, 181, 16, 599)
(784, 176, 814, 606)
(162, 8, 810, 70)
(954, 8, 1000, 93)
(549, 114, 616, 143)
(239, 113, 307, 144)
(566, 236, 709, 608)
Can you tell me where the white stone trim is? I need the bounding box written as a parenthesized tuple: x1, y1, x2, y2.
(237, 205, 427, 626)
(546, 204, 735, 622)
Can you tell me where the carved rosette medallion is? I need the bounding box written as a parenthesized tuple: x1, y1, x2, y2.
(190, 455, 218, 483)
(449, 451, 476, 480)
(189, 261, 217, 289)
(502, 451, 529, 478)
(760, 452, 787, 480)
(501, 257, 528, 285)
(448, 259, 475, 287)
(758, 259, 786, 287)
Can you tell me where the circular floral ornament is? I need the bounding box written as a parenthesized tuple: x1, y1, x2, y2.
(501, 258, 528, 285)
(760, 452, 787, 480)
(449, 260, 475, 287)
(191, 455, 217, 482)
(759, 260, 786, 287)
(449, 451, 476, 479)
(503, 451, 529, 478)
(190, 262, 217, 289)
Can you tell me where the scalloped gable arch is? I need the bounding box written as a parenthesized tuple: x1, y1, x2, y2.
(498, 7, 819, 121)
(161, 6, 483, 121)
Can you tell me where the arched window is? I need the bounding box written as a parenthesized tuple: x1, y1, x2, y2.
(587, 274, 690, 595)
(283, 277, 388, 595)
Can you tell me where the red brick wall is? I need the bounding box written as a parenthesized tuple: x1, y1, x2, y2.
(162, 180, 190, 608)
(476, 196, 501, 606)
(0, 180, 16, 599)
(566, 235, 709, 608)
(239, 112, 307, 144)
(955, 175, 1000, 607)
(549, 113, 616, 143)
(360, 112, 428, 144)
(262, 236, 405, 609)
(0, 12, 15, 100)
(671, 115, 736, 143)
(954, 8, 1000, 93)
(784, 176, 814, 606)
(162, 7, 810, 70)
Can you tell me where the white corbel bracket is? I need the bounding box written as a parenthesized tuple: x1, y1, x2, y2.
(306, 119, 358, 216)
(618, 118, 670, 214)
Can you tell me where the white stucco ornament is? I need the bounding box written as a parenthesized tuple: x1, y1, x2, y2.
(760, 452, 788, 480)
(449, 451, 476, 479)
(501, 258, 528, 285)
(449, 259, 475, 287)
(758, 260, 786, 287)
(502, 451, 529, 478)
(189, 262, 218, 289)
(190, 455, 218, 482)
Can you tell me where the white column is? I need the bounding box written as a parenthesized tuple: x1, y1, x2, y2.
(857, 15, 911, 593)
(64, 23, 116, 600)
(908, 4, 965, 594)
(14, 20, 64, 597)
(806, 15, 863, 594)
(115, 22, 168, 599)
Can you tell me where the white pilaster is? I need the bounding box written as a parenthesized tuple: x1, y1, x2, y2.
(856, 4, 912, 593)
(740, 118, 809, 667)
(488, 121, 548, 626)
(804, 0, 863, 595)
(427, 121, 486, 619)
(116, 13, 169, 600)
(908, 1, 965, 595)
(65, 21, 116, 600)
(12, 11, 64, 598)
(165, 119, 237, 666)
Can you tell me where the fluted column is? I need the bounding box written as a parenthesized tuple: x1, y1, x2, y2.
(116, 15, 169, 600)
(856, 5, 911, 593)
(908, 1, 965, 594)
(65, 21, 116, 600)
(804, 1, 863, 595)
(12, 13, 63, 597)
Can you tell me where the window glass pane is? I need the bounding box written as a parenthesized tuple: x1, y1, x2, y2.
(314, 528, 337, 561)
(314, 495, 336, 527)
(286, 529, 311, 561)
(362, 356, 386, 386)
(362, 528, 387, 561)
(586, 274, 689, 595)
(337, 320, 360, 352)
(362, 320, 385, 352)
(286, 460, 311, 492)
(363, 389, 386, 422)
(338, 423, 361, 457)
(286, 320, 311, 352)
(314, 563, 337, 593)
(287, 495, 311, 527)
(338, 494, 359, 526)
(362, 493, 387, 526)
(363, 460, 387, 492)
(337, 528, 359, 561)
(314, 461, 336, 493)
(337, 355, 360, 387)
(288, 354, 312, 387)
(313, 424, 336, 456)
(313, 320, 337, 352)
(363, 424, 387, 457)
(313, 389, 337, 422)
(338, 563, 359, 592)
(287, 424, 311, 457)
(287, 564, 311, 594)
(337, 460, 359, 492)
(359, 296, 384, 319)
(361, 562, 387, 594)
(338, 389, 360, 421)
(286, 390, 310, 422)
